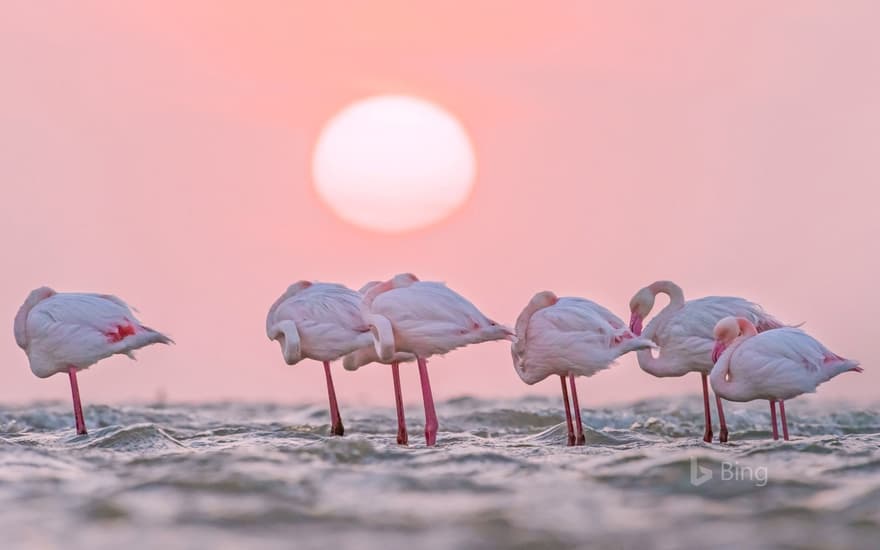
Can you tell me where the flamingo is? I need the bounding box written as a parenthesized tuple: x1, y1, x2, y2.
(512, 291, 655, 445)
(711, 316, 861, 441)
(357, 273, 513, 446)
(13, 286, 172, 435)
(342, 281, 416, 445)
(266, 281, 376, 437)
(628, 281, 784, 443)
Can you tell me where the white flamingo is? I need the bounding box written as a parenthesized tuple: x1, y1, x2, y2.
(13, 287, 172, 435)
(512, 291, 655, 445)
(358, 273, 513, 446)
(628, 280, 784, 443)
(266, 281, 375, 436)
(711, 316, 861, 441)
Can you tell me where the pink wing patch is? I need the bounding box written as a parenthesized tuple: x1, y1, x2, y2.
(106, 323, 136, 343)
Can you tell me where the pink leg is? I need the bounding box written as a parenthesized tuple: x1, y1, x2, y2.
(323, 361, 344, 436)
(417, 357, 438, 446)
(391, 362, 408, 445)
(68, 367, 87, 435)
(769, 399, 779, 440)
(779, 400, 790, 441)
(568, 374, 586, 446)
(560, 375, 575, 446)
(715, 394, 728, 443)
(701, 372, 713, 443)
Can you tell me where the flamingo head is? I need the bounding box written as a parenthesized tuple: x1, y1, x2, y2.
(484, 319, 517, 342)
(711, 316, 757, 362)
(392, 273, 419, 286)
(14, 286, 57, 350)
(358, 281, 382, 294)
(531, 291, 559, 309)
(628, 286, 655, 336)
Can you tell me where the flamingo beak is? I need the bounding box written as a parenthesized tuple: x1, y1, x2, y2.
(628, 313, 643, 336)
(711, 341, 726, 363)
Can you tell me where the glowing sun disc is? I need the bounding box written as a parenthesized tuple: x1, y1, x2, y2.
(312, 95, 476, 233)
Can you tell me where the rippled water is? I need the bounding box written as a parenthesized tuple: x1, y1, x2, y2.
(1, 396, 878, 550)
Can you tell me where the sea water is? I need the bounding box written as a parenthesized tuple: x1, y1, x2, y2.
(1, 396, 878, 549)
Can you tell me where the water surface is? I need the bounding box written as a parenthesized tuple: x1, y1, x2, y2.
(1, 396, 878, 549)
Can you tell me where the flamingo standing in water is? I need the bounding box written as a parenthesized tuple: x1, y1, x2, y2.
(342, 281, 416, 445)
(711, 317, 861, 441)
(628, 281, 784, 443)
(13, 287, 172, 435)
(266, 281, 376, 436)
(358, 273, 513, 446)
(512, 291, 655, 445)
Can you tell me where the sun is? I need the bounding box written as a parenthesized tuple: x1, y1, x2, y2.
(312, 95, 476, 233)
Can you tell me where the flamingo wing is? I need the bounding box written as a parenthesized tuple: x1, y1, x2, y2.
(27, 293, 170, 371)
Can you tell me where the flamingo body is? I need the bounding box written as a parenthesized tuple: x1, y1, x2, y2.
(266, 281, 375, 437)
(710, 316, 860, 441)
(632, 289, 784, 378)
(628, 281, 784, 443)
(360, 273, 512, 446)
(266, 282, 373, 364)
(711, 325, 861, 402)
(15, 287, 172, 379)
(363, 276, 513, 361)
(512, 291, 653, 446)
(512, 292, 654, 385)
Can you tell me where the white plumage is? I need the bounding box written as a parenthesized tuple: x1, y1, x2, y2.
(361, 273, 514, 362)
(512, 292, 654, 385)
(628, 280, 784, 443)
(711, 322, 861, 403)
(512, 291, 653, 446)
(710, 316, 860, 441)
(358, 273, 513, 446)
(15, 287, 172, 379)
(265, 280, 373, 437)
(13, 286, 171, 435)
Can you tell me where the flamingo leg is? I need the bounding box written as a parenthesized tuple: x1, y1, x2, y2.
(715, 394, 729, 443)
(779, 400, 790, 441)
(700, 372, 713, 443)
(568, 375, 586, 446)
(323, 361, 344, 436)
(391, 362, 408, 445)
(559, 375, 575, 446)
(67, 367, 87, 435)
(417, 357, 438, 446)
(769, 399, 779, 440)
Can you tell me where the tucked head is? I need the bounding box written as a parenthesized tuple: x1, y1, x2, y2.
(628, 286, 655, 336)
(711, 316, 757, 362)
(531, 290, 559, 309)
(14, 286, 57, 350)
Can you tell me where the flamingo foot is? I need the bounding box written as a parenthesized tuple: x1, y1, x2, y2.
(397, 428, 408, 446)
(718, 427, 729, 443)
(425, 419, 438, 447)
(703, 428, 713, 444)
(331, 421, 345, 437)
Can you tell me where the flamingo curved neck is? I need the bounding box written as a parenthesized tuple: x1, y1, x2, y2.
(649, 281, 685, 309)
(635, 348, 681, 377)
(708, 339, 751, 401)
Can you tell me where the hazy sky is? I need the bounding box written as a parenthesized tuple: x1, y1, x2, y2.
(2, 2, 877, 406)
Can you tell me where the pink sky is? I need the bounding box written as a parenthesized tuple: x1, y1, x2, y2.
(1, 2, 877, 406)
